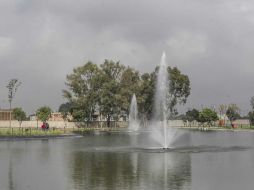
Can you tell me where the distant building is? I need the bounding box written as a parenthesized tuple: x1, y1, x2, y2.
(232, 119, 250, 127)
(30, 112, 73, 121)
(0, 109, 14, 120)
(29, 114, 37, 121)
(49, 112, 65, 121)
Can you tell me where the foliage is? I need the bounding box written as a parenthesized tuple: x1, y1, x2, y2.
(99, 60, 126, 126)
(59, 102, 72, 113)
(6, 79, 21, 127)
(226, 104, 240, 124)
(63, 60, 191, 126)
(248, 97, 254, 126)
(185, 109, 200, 122)
(59, 102, 72, 121)
(0, 128, 64, 136)
(199, 108, 218, 126)
(6, 79, 21, 107)
(119, 67, 140, 114)
(63, 62, 101, 122)
(250, 96, 254, 110)
(138, 66, 190, 119)
(36, 106, 52, 122)
(13, 107, 26, 127)
(248, 111, 254, 126)
(218, 104, 227, 117)
(168, 67, 191, 116)
(138, 72, 155, 120)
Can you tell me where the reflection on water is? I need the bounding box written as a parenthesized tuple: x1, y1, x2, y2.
(0, 131, 254, 190)
(68, 150, 191, 190)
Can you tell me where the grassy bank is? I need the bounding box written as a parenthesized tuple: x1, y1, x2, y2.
(1, 125, 254, 137)
(0, 126, 126, 137)
(0, 127, 65, 137)
(177, 125, 254, 131)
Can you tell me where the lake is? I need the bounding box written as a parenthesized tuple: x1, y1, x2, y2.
(0, 130, 254, 190)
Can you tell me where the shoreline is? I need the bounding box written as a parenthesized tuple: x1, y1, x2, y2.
(0, 126, 254, 141)
(0, 133, 82, 141)
(175, 126, 254, 132)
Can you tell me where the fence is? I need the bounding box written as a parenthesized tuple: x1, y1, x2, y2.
(0, 119, 251, 129)
(0, 127, 65, 136)
(0, 120, 129, 129)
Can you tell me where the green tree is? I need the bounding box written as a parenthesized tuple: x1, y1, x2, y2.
(248, 97, 254, 126)
(139, 66, 190, 119)
(185, 109, 199, 126)
(59, 102, 72, 114)
(186, 109, 199, 122)
(226, 104, 240, 127)
(119, 67, 140, 115)
(6, 79, 21, 128)
(218, 104, 228, 126)
(36, 106, 52, 122)
(59, 102, 72, 125)
(138, 72, 156, 121)
(250, 96, 254, 110)
(248, 111, 254, 126)
(99, 60, 125, 127)
(63, 60, 191, 127)
(63, 62, 101, 122)
(168, 67, 190, 117)
(13, 107, 26, 127)
(199, 108, 218, 127)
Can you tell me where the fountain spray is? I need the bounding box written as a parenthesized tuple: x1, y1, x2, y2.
(154, 52, 169, 149)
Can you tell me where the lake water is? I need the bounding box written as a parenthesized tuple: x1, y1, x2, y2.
(0, 130, 254, 190)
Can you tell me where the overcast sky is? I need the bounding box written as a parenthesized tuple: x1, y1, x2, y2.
(0, 0, 254, 115)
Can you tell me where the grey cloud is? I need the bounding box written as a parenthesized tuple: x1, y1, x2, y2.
(0, 0, 254, 115)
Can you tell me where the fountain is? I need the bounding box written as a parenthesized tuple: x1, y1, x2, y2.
(128, 94, 139, 131)
(127, 52, 178, 149)
(153, 52, 170, 148)
(149, 52, 178, 149)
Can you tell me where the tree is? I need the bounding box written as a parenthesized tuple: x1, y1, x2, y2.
(138, 66, 191, 120)
(99, 60, 125, 127)
(218, 104, 228, 126)
(36, 106, 52, 122)
(6, 79, 21, 128)
(218, 104, 227, 117)
(199, 108, 218, 127)
(226, 104, 240, 127)
(63, 60, 191, 127)
(119, 67, 140, 115)
(63, 62, 101, 122)
(168, 67, 191, 117)
(185, 109, 199, 126)
(248, 111, 254, 126)
(59, 102, 72, 126)
(59, 102, 72, 114)
(138, 72, 155, 123)
(13, 107, 26, 127)
(250, 96, 254, 110)
(248, 97, 254, 126)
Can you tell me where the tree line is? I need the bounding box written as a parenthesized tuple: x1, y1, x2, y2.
(4, 79, 52, 127)
(181, 103, 248, 127)
(61, 60, 191, 127)
(6, 61, 254, 129)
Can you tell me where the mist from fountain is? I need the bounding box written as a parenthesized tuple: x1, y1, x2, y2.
(149, 52, 178, 149)
(128, 94, 139, 131)
(127, 52, 178, 149)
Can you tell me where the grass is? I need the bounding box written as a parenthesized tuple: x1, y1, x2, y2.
(0, 127, 65, 137)
(2, 125, 254, 137)
(72, 127, 125, 133)
(179, 125, 254, 131)
(0, 126, 125, 137)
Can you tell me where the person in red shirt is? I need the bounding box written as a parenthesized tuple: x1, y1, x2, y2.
(41, 122, 46, 130)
